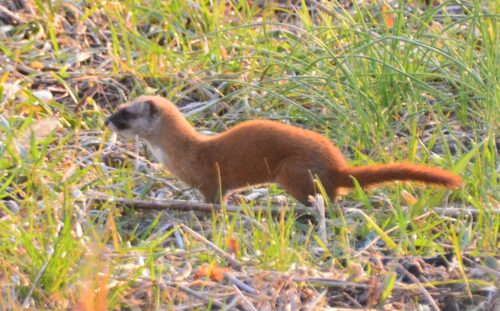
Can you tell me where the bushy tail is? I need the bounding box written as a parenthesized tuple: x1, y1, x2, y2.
(339, 163, 462, 189)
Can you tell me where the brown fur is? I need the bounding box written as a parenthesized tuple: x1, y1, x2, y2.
(105, 96, 463, 205)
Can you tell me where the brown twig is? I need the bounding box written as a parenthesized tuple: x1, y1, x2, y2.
(294, 277, 372, 289)
(305, 290, 327, 311)
(22, 260, 49, 308)
(433, 207, 498, 218)
(292, 276, 419, 292)
(165, 282, 225, 308)
(390, 263, 440, 311)
(231, 284, 259, 311)
(462, 256, 500, 278)
(89, 194, 310, 216)
(179, 224, 243, 271)
(223, 272, 257, 294)
(89, 193, 493, 220)
(0, 4, 25, 24)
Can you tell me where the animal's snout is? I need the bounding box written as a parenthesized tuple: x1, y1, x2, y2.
(104, 114, 127, 131)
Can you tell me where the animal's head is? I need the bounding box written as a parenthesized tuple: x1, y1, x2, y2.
(105, 96, 162, 138)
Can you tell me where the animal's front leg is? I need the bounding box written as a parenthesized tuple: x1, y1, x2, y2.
(198, 183, 226, 205)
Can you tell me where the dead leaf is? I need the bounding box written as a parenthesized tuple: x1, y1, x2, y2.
(226, 237, 240, 258)
(401, 190, 418, 207)
(29, 60, 44, 70)
(193, 263, 230, 282)
(18, 103, 44, 116)
(219, 46, 228, 60)
(382, 4, 395, 28)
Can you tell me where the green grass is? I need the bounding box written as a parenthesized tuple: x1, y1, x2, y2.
(0, 0, 498, 309)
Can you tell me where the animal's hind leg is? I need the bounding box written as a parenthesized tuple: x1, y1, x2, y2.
(274, 161, 317, 205)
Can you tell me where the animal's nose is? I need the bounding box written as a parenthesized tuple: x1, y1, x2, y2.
(104, 117, 110, 126)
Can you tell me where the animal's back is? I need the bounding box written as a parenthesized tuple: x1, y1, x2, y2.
(204, 120, 347, 188)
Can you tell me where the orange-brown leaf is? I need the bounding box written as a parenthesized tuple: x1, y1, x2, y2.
(18, 103, 44, 116)
(193, 263, 229, 282)
(401, 190, 418, 207)
(226, 238, 240, 258)
(382, 4, 395, 28)
(219, 46, 228, 60)
(30, 60, 44, 70)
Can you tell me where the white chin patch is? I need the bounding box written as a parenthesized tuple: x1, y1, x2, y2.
(107, 123, 118, 132)
(109, 132, 117, 145)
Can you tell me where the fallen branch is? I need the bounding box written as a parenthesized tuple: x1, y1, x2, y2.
(0, 4, 25, 25)
(89, 195, 311, 216)
(88, 194, 495, 220)
(22, 260, 50, 308)
(294, 277, 372, 289)
(180, 224, 243, 271)
(389, 263, 440, 311)
(223, 272, 257, 294)
(165, 282, 225, 308)
(231, 284, 259, 311)
(433, 207, 497, 218)
(293, 276, 428, 294)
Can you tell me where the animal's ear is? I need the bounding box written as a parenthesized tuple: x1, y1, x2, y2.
(144, 100, 159, 117)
